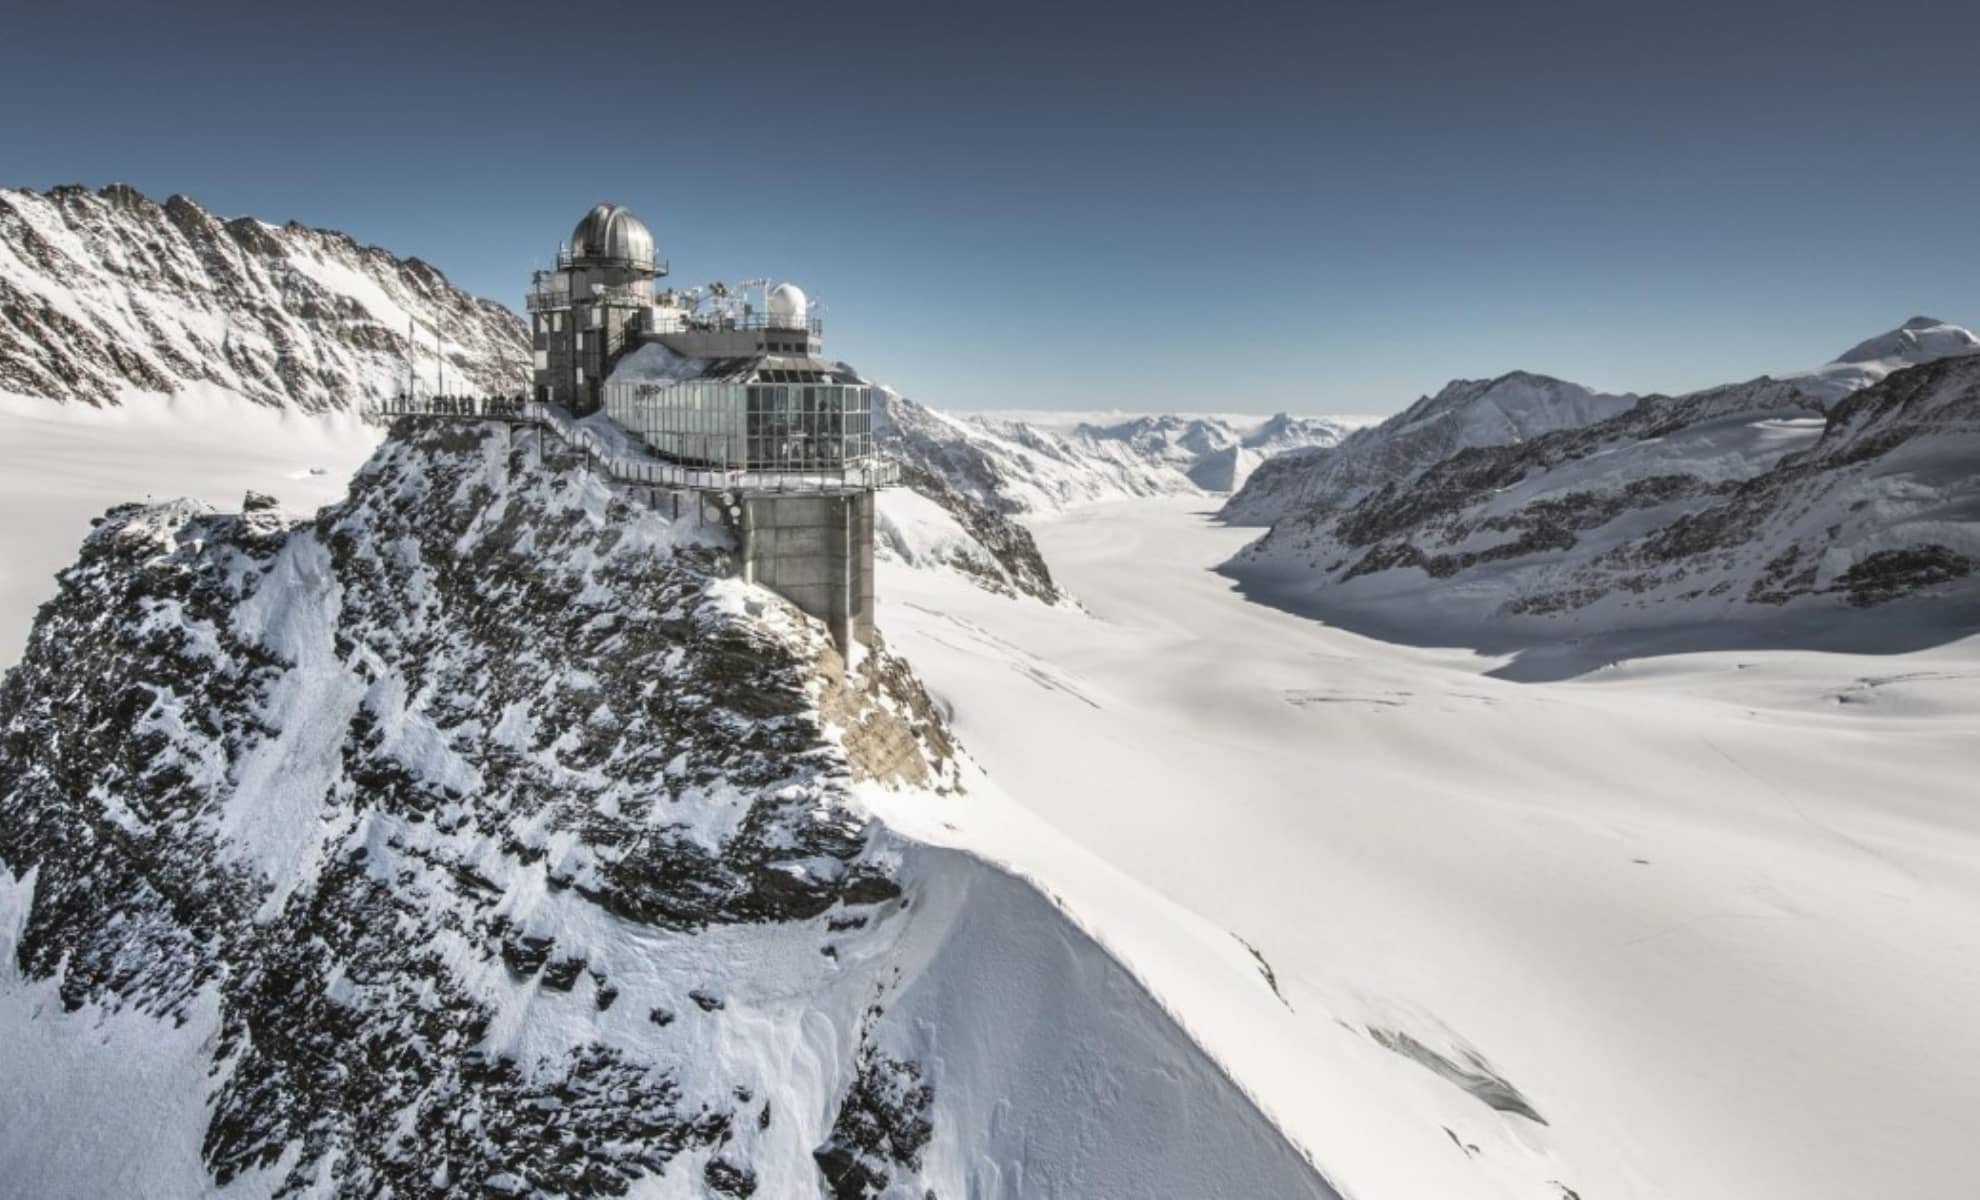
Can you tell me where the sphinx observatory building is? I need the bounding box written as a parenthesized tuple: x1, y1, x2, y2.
(526, 204, 893, 655)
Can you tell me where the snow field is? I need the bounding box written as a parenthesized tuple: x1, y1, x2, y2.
(875, 495, 1980, 1200)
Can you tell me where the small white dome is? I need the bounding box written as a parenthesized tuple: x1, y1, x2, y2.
(767, 282, 808, 327)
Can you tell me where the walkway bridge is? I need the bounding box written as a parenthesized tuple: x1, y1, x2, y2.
(366, 393, 885, 656)
(366, 394, 897, 495)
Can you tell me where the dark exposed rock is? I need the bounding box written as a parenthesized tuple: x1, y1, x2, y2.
(1370, 1028, 1546, 1125)
(813, 1028, 935, 1200)
(705, 1158, 759, 1197)
(540, 956, 587, 992)
(502, 935, 556, 978)
(1837, 544, 1973, 607)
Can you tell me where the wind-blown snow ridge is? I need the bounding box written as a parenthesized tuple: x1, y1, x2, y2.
(1785, 315, 1980, 403)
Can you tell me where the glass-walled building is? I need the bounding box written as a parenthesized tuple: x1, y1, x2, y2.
(604, 376, 876, 472)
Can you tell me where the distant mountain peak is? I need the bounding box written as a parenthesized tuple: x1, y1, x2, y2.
(1831, 316, 1978, 367)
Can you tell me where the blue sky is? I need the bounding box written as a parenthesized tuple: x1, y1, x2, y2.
(2, 0, 1974, 414)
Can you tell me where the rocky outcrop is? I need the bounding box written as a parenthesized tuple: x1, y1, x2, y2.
(888, 463, 1067, 604)
(0, 420, 952, 1196)
(0, 183, 527, 409)
(0, 414, 1344, 1199)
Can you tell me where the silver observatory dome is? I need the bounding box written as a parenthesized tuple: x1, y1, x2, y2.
(570, 203, 656, 271)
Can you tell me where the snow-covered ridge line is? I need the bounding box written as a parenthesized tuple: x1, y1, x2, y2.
(1223, 369, 1639, 526)
(0, 182, 527, 410)
(1787, 314, 1980, 403)
(1223, 317, 1980, 532)
(876, 389, 1359, 516)
(1225, 328, 1980, 662)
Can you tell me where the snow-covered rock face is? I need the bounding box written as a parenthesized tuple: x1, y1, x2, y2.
(876, 474, 1067, 605)
(0, 419, 944, 1193)
(0, 419, 1334, 1198)
(0, 184, 528, 409)
(1229, 357, 1980, 641)
(1785, 315, 1980, 405)
(1222, 371, 1637, 526)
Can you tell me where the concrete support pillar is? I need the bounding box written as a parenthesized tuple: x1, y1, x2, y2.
(732, 490, 876, 662)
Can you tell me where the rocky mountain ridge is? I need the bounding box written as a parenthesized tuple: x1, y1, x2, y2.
(1225, 327, 1980, 653)
(0, 183, 527, 409)
(1222, 371, 1637, 526)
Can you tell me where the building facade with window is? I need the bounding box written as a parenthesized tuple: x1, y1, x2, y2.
(527, 204, 893, 655)
(527, 203, 666, 413)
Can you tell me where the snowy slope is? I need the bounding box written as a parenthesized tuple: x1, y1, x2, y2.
(878, 497, 1980, 1200)
(1223, 371, 1638, 526)
(0, 418, 1337, 1198)
(0, 183, 527, 409)
(1226, 353, 1980, 654)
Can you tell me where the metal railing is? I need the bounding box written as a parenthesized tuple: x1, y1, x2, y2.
(553, 247, 669, 274)
(526, 283, 662, 313)
(524, 287, 570, 312)
(648, 312, 823, 335)
(370, 394, 535, 422)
